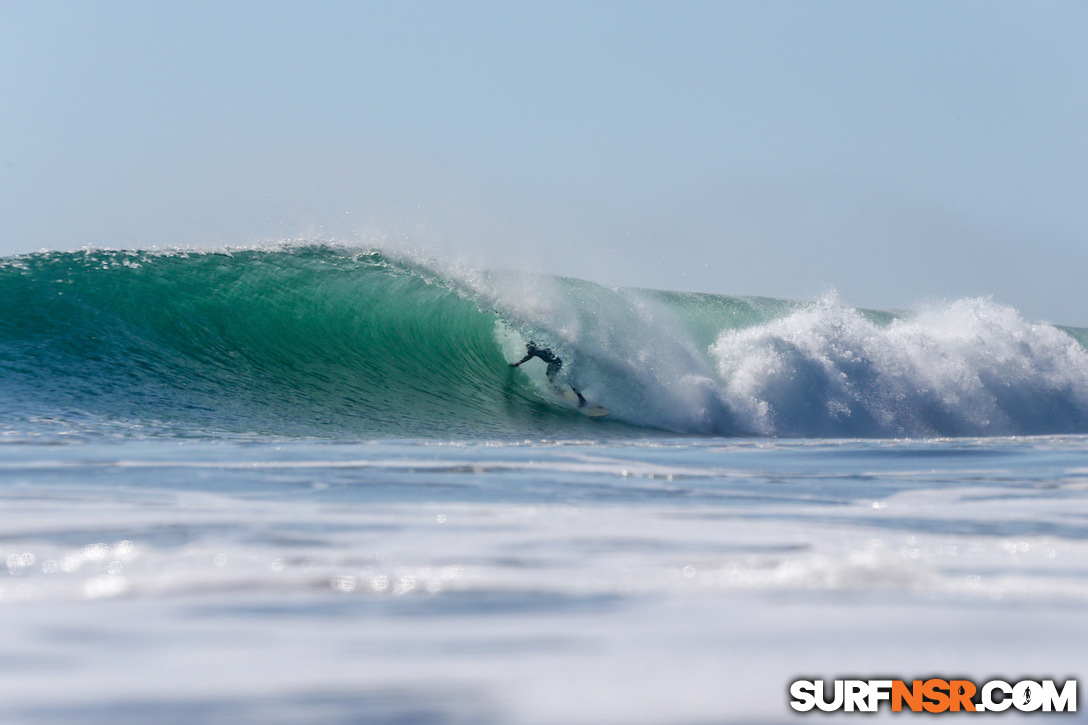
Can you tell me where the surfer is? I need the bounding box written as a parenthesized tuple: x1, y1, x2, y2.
(510, 341, 587, 407)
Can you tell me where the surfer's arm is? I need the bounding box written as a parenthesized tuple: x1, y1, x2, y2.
(510, 353, 533, 367)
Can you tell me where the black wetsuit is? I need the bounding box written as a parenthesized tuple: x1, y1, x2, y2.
(510, 341, 586, 406)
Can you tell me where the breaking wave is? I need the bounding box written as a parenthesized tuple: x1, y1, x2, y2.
(2, 244, 1087, 439)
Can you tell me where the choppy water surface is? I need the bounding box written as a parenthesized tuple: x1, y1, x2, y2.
(2, 435, 1086, 723)
(3, 244, 1086, 722)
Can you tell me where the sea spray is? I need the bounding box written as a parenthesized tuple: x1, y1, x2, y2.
(710, 295, 1088, 437)
(3, 244, 1088, 439)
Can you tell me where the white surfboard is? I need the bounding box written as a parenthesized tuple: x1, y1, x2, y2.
(555, 384, 610, 417)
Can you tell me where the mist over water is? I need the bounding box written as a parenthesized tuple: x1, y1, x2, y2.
(4, 242, 1088, 725)
(712, 295, 1088, 437)
(3, 243, 1087, 440)
(7, 4, 1088, 721)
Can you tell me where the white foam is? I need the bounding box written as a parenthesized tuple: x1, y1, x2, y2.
(397, 251, 1088, 438)
(711, 295, 1088, 437)
(484, 279, 739, 434)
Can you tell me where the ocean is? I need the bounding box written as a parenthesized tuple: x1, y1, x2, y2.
(1, 244, 1086, 723)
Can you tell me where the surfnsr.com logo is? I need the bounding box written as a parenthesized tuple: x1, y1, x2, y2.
(789, 679, 1077, 713)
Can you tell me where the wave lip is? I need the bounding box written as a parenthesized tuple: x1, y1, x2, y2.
(2, 245, 1088, 440)
(0, 245, 560, 438)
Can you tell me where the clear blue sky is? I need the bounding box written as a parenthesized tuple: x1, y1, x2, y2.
(2, 1, 1086, 322)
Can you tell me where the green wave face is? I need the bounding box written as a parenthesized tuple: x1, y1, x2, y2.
(3, 244, 1088, 440)
(0, 246, 584, 438)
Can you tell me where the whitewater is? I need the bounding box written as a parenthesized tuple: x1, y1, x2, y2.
(2, 244, 1086, 723)
(4, 244, 1088, 440)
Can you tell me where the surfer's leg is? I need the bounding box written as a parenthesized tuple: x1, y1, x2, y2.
(573, 387, 587, 407)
